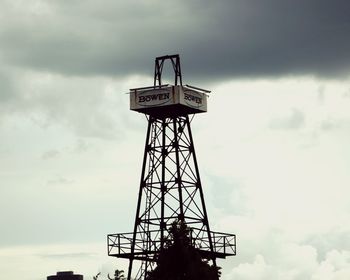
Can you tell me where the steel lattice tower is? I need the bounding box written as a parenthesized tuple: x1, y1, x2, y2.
(108, 55, 236, 280)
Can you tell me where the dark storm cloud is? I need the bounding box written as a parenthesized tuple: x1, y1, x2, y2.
(1, 0, 350, 81)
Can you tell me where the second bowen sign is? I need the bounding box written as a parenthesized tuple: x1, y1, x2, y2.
(130, 85, 207, 116)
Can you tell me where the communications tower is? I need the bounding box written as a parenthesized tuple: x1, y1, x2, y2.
(108, 55, 236, 280)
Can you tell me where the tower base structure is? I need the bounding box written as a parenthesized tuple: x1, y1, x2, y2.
(108, 115, 236, 280)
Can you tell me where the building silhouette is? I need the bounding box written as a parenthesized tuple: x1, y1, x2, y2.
(47, 271, 83, 280)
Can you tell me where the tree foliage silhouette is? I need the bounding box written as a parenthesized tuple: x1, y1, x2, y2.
(93, 272, 101, 280)
(108, 269, 126, 280)
(146, 220, 220, 280)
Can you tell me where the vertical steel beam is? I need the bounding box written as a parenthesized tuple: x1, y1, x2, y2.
(127, 117, 153, 280)
(185, 115, 218, 276)
(173, 117, 184, 220)
(160, 118, 166, 249)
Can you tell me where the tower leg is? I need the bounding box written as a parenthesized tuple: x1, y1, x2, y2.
(127, 117, 153, 280)
(127, 259, 133, 280)
(185, 115, 218, 272)
(125, 115, 223, 279)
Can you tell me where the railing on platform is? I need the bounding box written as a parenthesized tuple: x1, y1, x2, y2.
(108, 228, 236, 261)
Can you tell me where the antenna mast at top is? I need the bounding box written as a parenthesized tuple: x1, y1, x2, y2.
(154, 54, 182, 87)
(129, 54, 209, 118)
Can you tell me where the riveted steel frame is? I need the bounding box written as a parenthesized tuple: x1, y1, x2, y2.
(118, 115, 230, 280)
(109, 55, 235, 280)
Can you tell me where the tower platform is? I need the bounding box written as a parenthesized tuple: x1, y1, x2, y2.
(108, 228, 236, 261)
(130, 85, 208, 118)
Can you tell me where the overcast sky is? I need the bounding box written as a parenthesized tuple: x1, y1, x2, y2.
(1, 1, 350, 280)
